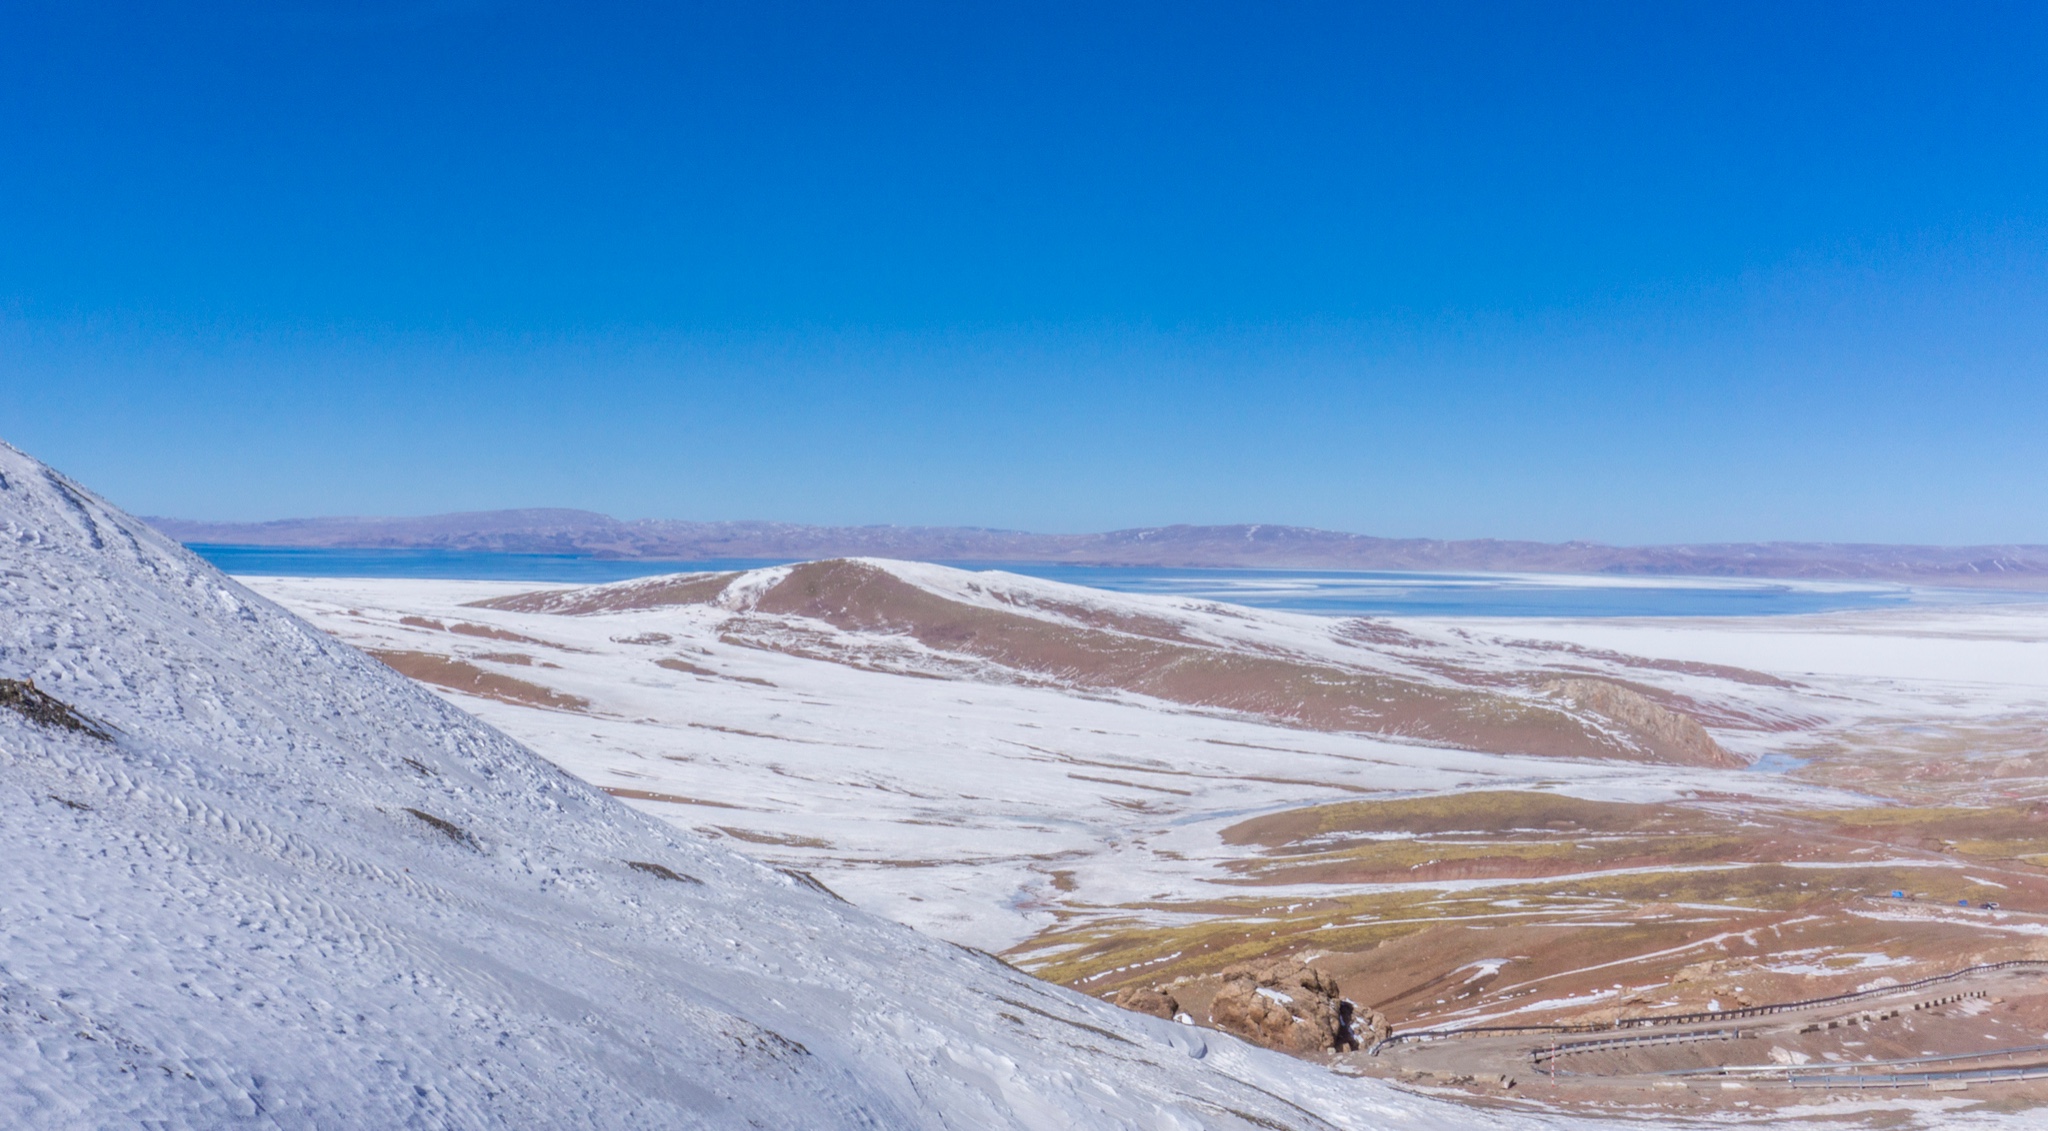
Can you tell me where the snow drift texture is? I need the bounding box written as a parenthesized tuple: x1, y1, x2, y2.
(0, 441, 1507, 1128)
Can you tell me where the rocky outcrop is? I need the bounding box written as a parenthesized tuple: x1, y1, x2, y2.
(1207, 959, 1385, 1054)
(1343, 1000, 1391, 1049)
(0, 677, 111, 740)
(1109, 986, 1180, 1020)
(1540, 678, 1745, 768)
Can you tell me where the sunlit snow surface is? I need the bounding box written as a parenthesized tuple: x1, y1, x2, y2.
(243, 563, 2048, 956)
(0, 440, 1513, 1128)
(232, 553, 2048, 1128)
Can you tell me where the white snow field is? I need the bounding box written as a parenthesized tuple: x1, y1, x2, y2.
(0, 441, 1544, 1128)
(238, 563, 2048, 958)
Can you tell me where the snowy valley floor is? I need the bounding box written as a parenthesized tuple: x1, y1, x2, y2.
(242, 563, 2048, 1120)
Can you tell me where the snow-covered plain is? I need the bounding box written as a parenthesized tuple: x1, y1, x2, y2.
(0, 441, 1561, 1128)
(238, 559, 2048, 959)
(241, 572, 1852, 954)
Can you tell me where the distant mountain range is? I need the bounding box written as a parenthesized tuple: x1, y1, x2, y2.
(149, 509, 2048, 588)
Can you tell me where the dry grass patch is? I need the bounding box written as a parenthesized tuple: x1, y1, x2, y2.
(1223, 790, 1698, 847)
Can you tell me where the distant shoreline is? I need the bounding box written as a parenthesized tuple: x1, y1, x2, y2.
(183, 544, 2048, 619)
(152, 511, 2048, 590)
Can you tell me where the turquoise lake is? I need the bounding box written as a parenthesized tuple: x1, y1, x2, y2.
(187, 544, 2043, 619)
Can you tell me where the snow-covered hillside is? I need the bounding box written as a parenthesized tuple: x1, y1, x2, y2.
(0, 442, 1515, 1127)
(244, 561, 1880, 953)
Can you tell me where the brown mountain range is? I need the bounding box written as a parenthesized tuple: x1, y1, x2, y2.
(149, 509, 2048, 588)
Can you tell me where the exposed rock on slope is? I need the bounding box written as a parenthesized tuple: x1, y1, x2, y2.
(0, 677, 112, 739)
(1206, 960, 1373, 1055)
(0, 440, 1432, 1129)
(1112, 986, 1182, 1020)
(1539, 678, 1744, 769)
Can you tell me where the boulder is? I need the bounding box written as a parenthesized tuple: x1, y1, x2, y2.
(1207, 958, 1384, 1054)
(1110, 986, 1180, 1020)
(1346, 1000, 1391, 1049)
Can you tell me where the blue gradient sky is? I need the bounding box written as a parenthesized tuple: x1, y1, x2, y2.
(3, 1, 2044, 542)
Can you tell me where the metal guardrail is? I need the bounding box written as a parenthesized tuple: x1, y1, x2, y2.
(1784, 1064, 2048, 1089)
(1667, 1042, 2048, 1079)
(1530, 1027, 1743, 1064)
(1370, 959, 2048, 1053)
(1611, 963, 2033, 1028)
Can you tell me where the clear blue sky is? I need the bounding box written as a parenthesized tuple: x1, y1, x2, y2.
(3, 1, 2044, 543)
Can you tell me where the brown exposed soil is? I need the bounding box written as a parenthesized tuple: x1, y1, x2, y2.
(473, 651, 536, 665)
(468, 572, 740, 615)
(625, 860, 700, 884)
(742, 560, 1727, 765)
(400, 615, 577, 650)
(1023, 786, 2048, 1104)
(711, 826, 833, 849)
(600, 787, 747, 809)
(402, 806, 474, 846)
(977, 588, 1204, 645)
(368, 650, 591, 713)
(449, 621, 555, 645)
(654, 657, 776, 686)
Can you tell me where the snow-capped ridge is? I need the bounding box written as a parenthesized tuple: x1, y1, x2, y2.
(0, 439, 1429, 1128)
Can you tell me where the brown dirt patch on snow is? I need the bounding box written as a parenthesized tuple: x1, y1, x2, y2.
(467, 571, 741, 614)
(369, 649, 591, 713)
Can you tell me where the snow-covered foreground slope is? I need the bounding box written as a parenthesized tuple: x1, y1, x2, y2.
(0, 444, 1537, 1128)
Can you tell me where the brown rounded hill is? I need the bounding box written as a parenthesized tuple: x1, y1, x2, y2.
(471, 559, 1740, 766)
